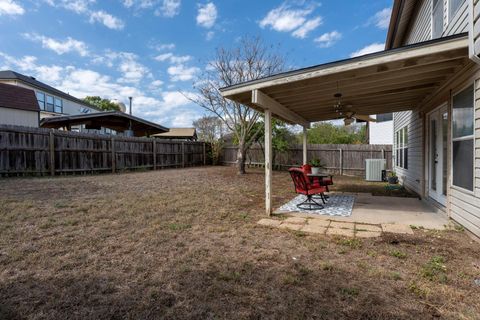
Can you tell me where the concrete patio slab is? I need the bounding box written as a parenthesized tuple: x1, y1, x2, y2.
(355, 224, 382, 232)
(356, 230, 382, 238)
(301, 224, 327, 234)
(284, 217, 307, 225)
(278, 223, 303, 231)
(330, 221, 355, 229)
(274, 193, 450, 231)
(326, 227, 355, 237)
(257, 219, 282, 227)
(307, 219, 331, 227)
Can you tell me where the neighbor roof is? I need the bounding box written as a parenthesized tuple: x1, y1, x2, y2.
(0, 70, 100, 111)
(220, 34, 469, 125)
(0, 82, 39, 112)
(154, 128, 197, 139)
(40, 111, 168, 137)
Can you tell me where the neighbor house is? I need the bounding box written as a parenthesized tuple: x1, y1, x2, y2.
(220, 0, 480, 237)
(369, 113, 393, 145)
(0, 70, 99, 119)
(153, 128, 198, 141)
(0, 82, 39, 127)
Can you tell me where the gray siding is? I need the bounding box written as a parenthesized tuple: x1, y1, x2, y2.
(393, 110, 423, 195)
(404, 0, 468, 45)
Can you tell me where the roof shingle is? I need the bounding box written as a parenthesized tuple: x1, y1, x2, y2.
(0, 82, 39, 112)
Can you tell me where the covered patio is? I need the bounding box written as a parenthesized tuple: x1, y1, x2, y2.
(220, 34, 470, 224)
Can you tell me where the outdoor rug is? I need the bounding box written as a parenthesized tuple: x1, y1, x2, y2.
(278, 194, 355, 217)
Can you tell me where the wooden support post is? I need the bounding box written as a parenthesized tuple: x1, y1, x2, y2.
(203, 142, 206, 165)
(49, 131, 55, 176)
(339, 148, 343, 176)
(182, 142, 185, 167)
(265, 109, 272, 216)
(152, 139, 156, 170)
(302, 126, 308, 165)
(381, 149, 385, 159)
(111, 136, 116, 173)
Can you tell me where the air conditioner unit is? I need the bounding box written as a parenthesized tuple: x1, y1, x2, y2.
(365, 159, 386, 181)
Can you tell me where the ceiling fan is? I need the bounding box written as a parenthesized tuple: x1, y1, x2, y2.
(333, 92, 377, 126)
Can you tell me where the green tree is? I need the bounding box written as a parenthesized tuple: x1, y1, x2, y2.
(193, 116, 224, 165)
(83, 96, 120, 111)
(304, 122, 367, 144)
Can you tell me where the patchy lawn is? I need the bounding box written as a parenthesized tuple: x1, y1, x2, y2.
(0, 166, 479, 319)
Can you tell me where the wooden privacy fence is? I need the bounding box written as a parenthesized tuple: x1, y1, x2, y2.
(222, 144, 392, 176)
(0, 125, 207, 176)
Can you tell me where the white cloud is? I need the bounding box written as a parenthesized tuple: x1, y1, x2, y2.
(350, 42, 385, 57)
(0, 51, 199, 126)
(259, 2, 321, 38)
(154, 53, 191, 64)
(206, 31, 214, 41)
(89, 10, 125, 30)
(369, 8, 391, 29)
(314, 30, 342, 48)
(196, 2, 217, 28)
(167, 64, 200, 81)
(46, 0, 94, 14)
(292, 16, 322, 39)
(104, 51, 152, 84)
(0, 0, 24, 16)
(156, 0, 181, 17)
(23, 33, 89, 56)
(154, 43, 175, 51)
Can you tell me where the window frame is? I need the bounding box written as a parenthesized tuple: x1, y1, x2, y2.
(395, 126, 409, 170)
(54, 97, 63, 114)
(36, 91, 45, 110)
(450, 82, 475, 193)
(46, 95, 54, 112)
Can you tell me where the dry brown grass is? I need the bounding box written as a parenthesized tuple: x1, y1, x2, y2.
(0, 166, 479, 320)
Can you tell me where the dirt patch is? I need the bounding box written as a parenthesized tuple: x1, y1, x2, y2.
(0, 166, 479, 319)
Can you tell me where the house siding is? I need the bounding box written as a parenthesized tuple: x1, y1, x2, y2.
(449, 77, 480, 237)
(0, 107, 39, 127)
(404, 0, 469, 45)
(393, 110, 423, 195)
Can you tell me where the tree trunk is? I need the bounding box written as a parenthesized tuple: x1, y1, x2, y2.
(236, 142, 246, 174)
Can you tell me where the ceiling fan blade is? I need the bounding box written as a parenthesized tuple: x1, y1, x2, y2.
(354, 114, 377, 122)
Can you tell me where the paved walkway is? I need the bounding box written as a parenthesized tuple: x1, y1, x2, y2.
(258, 216, 416, 238)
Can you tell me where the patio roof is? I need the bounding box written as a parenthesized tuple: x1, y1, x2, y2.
(40, 111, 168, 137)
(220, 33, 470, 126)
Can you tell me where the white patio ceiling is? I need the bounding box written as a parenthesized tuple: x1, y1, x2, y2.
(220, 34, 470, 126)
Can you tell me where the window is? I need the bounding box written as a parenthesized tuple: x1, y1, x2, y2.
(36, 92, 45, 110)
(46, 95, 54, 112)
(432, 0, 443, 39)
(54, 97, 63, 113)
(452, 85, 474, 191)
(376, 113, 393, 122)
(449, 0, 465, 22)
(395, 126, 408, 169)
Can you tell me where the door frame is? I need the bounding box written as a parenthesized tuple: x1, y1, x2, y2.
(426, 103, 448, 206)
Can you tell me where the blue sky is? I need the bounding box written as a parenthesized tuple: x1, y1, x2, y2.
(0, 0, 392, 127)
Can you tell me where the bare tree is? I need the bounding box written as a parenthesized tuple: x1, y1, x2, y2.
(190, 36, 285, 174)
(193, 116, 224, 165)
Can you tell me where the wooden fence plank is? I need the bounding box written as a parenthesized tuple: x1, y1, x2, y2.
(222, 143, 392, 177)
(0, 125, 207, 177)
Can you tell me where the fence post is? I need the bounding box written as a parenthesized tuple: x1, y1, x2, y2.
(111, 136, 116, 173)
(152, 139, 156, 170)
(203, 142, 206, 166)
(339, 148, 343, 176)
(182, 142, 185, 167)
(49, 130, 55, 176)
(381, 148, 385, 159)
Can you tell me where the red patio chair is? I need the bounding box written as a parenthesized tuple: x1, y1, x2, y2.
(301, 164, 334, 191)
(289, 168, 327, 210)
